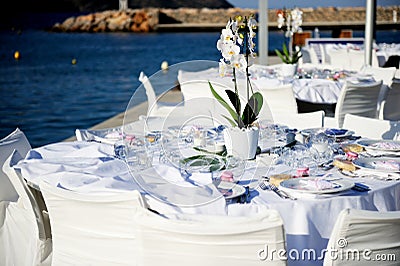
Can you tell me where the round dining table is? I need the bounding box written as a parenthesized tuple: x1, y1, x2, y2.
(14, 120, 400, 266)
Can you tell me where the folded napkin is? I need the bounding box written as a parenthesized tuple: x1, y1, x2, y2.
(25, 141, 114, 160)
(299, 178, 340, 190)
(324, 128, 348, 136)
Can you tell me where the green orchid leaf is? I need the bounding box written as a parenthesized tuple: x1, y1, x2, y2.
(242, 92, 263, 126)
(275, 49, 286, 63)
(221, 114, 238, 127)
(282, 43, 290, 58)
(251, 92, 263, 116)
(209, 82, 239, 125)
(225, 89, 241, 115)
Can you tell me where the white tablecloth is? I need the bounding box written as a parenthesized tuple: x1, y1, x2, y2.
(15, 140, 400, 266)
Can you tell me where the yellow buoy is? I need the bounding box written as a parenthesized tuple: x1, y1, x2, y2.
(71, 58, 77, 65)
(14, 51, 20, 60)
(161, 61, 168, 71)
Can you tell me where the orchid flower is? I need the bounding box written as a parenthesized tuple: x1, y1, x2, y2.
(231, 54, 247, 73)
(218, 59, 229, 77)
(221, 42, 240, 61)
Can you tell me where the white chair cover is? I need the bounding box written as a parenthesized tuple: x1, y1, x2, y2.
(361, 66, 397, 115)
(39, 181, 146, 265)
(1, 150, 52, 266)
(362, 66, 396, 86)
(333, 80, 383, 128)
(323, 208, 400, 266)
(328, 48, 351, 70)
(348, 49, 379, 70)
(258, 84, 298, 120)
(272, 110, 325, 130)
(0, 128, 32, 202)
(343, 114, 400, 140)
(382, 80, 400, 121)
(135, 207, 287, 266)
(139, 71, 179, 117)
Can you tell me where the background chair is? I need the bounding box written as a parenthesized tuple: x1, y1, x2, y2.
(348, 49, 379, 70)
(343, 114, 399, 140)
(139, 71, 179, 117)
(258, 84, 298, 120)
(383, 55, 400, 69)
(325, 80, 383, 128)
(1, 150, 52, 265)
(0, 128, 32, 202)
(361, 66, 396, 116)
(324, 208, 400, 266)
(272, 110, 325, 130)
(328, 48, 351, 70)
(135, 207, 287, 266)
(178, 79, 238, 127)
(362, 66, 396, 87)
(380, 80, 400, 121)
(40, 181, 146, 265)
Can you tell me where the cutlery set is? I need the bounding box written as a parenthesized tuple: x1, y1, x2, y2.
(258, 177, 297, 200)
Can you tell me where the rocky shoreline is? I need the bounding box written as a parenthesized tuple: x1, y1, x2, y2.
(51, 6, 400, 33)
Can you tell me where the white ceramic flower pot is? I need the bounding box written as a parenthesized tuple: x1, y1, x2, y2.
(281, 63, 298, 77)
(223, 126, 259, 160)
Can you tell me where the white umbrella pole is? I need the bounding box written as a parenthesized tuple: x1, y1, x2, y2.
(364, 0, 375, 66)
(258, 0, 268, 65)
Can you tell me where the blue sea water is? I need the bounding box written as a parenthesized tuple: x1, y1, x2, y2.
(1, 14, 399, 147)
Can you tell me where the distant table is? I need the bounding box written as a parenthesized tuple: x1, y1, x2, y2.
(178, 67, 343, 117)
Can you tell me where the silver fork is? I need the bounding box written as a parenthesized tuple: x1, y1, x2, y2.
(269, 183, 297, 200)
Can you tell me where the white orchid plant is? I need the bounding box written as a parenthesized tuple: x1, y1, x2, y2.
(276, 7, 303, 60)
(277, 7, 303, 38)
(209, 15, 263, 129)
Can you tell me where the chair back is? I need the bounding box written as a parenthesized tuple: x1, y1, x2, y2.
(329, 48, 351, 70)
(343, 114, 400, 140)
(258, 84, 298, 119)
(179, 79, 238, 126)
(1, 150, 52, 265)
(324, 208, 400, 266)
(135, 207, 287, 266)
(139, 71, 179, 117)
(335, 80, 383, 128)
(0, 128, 32, 201)
(363, 66, 396, 86)
(139, 71, 157, 114)
(272, 111, 325, 130)
(382, 80, 400, 121)
(348, 49, 379, 70)
(40, 181, 146, 265)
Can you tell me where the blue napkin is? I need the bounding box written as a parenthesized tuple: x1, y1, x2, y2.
(325, 128, 348, 136)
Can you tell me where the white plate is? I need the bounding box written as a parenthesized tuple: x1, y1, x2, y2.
(279, 177, 354, 194)
(352, 157, 400, 173)
(215, 181, 246, 200)
(357, 139, 400, 152)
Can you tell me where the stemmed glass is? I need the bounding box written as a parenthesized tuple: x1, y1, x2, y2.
(306, 132, 335, 175)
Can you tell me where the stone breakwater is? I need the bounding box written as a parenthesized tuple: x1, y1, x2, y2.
(51, 6, 400, 33)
